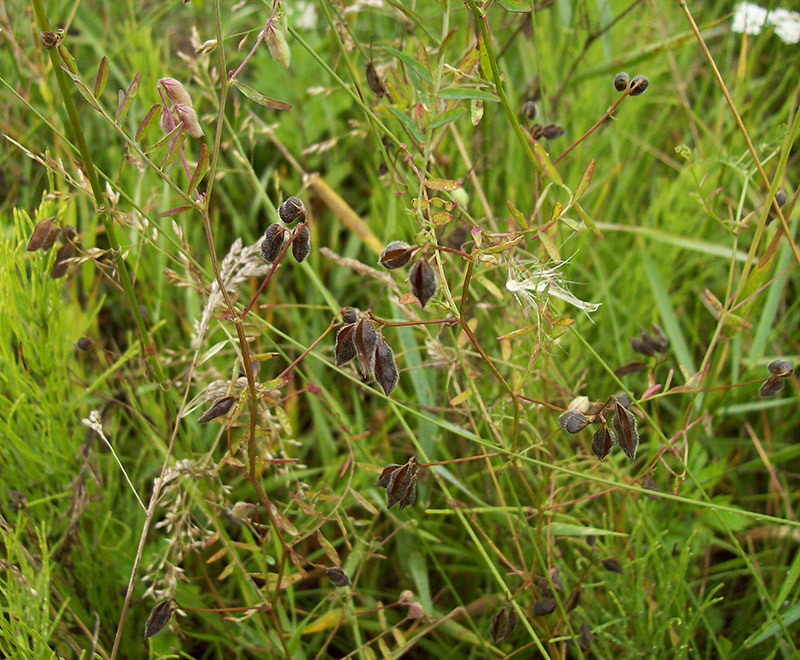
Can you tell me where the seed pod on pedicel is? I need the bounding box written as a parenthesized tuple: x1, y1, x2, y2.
(50, 242, 74, 279)
(488, 599, 517, 645)
(292, 225, 311, 263)
(375, 456, 419, 510)
(629, 75, 649, 96)
(541, 123, 565, 140)
(341, 307, 359, 324)
(265, 24, 290, 69)
(374, 336, 398, 396)
(379, 241, 415, 269)
(760, 375, 785, 398)
(353, 317, 379, 378)
(766, 189, 787, 225)
(261, 223, 285, 262)
(612, 399, 639, 461)
(326, 566, 351, 587)
(591, 424, 614, 461)
(408, 258, 437, 308)
(558, 410, 591, 434)
(767, 359, 793, 377)
(198, 396, 236, 424)
(27, 217, 59, 252)
(279, 196, 305, 223)
(144, 600, 172, 638)
(613, 72, 630, 92)
(334, 323, 357, 366)
(522, 99, 537, 121)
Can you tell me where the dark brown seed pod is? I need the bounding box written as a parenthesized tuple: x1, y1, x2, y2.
(292, 224, 311, 263)
(354, 317, 379, 378)
(279, 196, 305, 223)
(613, 72, 630, 92)
(557, 410, 591, 434)
(261, 223, 285, 262)
(613, 391, 632, 409)
(366, 61, 387, 97)
(75, 337, 93, 352)
(629, 75, 649, 96)
(334, 323, 358, 366)
(641, 474, 661, 500)
(591, 425, 614, 461)
(630, 336, 654, 357)
(50, 242, 74, 279)
(579, 622, 593, 650)
(326, 566, 351, 587)
(379, 240, 415, 269)
(374, 336, 399, 396)
(375, 456, 418, 510)
(198, 396, 236, 424)
(541, 123, 565, 140)
(529, 123, 543, 140)
(760, 375, 785, 398)
(565, 587, 581, 612)
(601, 557, 623, 574)
(767, 359, 793, 377)
(522, 100, 537, 121)
(408, 258, 437, 308)
(767, 189, 787, 225)
(612, 400, 639, 462)
(341, 307, 359, 324)
(488, 600, 517, 645)
(27, 217, 60, 252)
(144, 600, 172, 638)
(531, 598, 556, 616)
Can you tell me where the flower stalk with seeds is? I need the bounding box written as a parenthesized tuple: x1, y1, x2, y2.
(334, 309, 401, 395)
(760, 358, 793, 397)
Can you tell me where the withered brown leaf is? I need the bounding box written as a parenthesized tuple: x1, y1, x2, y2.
(408, 258, 437, 308)
(374, 337, 398, 396)
(612, 400, 639, 462)
(326, 566, 351, 587)
(379, 241, 415, 269)
(144, 600, 172, 638)
(591, 425, 614, 461)
(354, 317, 379, 378)
(198, 396, 236, 424)
(335, 323, 357, 366)
(557, 410, 591, 434)
(375, 456, 418, 510)
(488, 600, 517, 645)
(261, 223, 285, 262)
(292, 224, 311, 263)
(27, 217, 60, 252)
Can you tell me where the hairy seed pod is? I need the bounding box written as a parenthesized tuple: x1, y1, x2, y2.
(144, 601, 172, 639)
(279, 196, 305, 223)
(261, 223, 285, 262)
(335, 323, 357, 366)
(557, 410, 591, 434)
(541, 123, 565, 140)
(408, 259, 437, 308)
(26, 217, 59, 252)
(354, 317, 379, 378)
(292, 225, 311, 263)
(522, 100, 537, 121)
(489, 601, 517, 645)
(327, 566, 351, 587)
(173, 103, 203, 137)
(613, 72, 630, 92)
(767, 359, 793, 377)
(159, 77, 193, 106)
(532, 598, 556, 616)
(374, 336, 399, 396)
(767, 189, 788, 225)
(379, 240, 415, 269)
(592, 425, 614, 461)
(50, 243, 74, 279)
(759, 375, 785, 398)
(265, 24, 290, 68)
(366, 61, 387, 97)
(341, 307, 359, 324)
(197, 396, 236, 424)
(629, 75, 649, 96)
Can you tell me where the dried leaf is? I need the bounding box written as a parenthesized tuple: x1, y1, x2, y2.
(374, 337, 398, 396)
(532, 598, 556, 616)
(767, 359, 793, 377)
(335, 323, 358, 366)
(612, 400, 639, 462)
(198, 396, 236, 424)
(591, 425, 614, 461)
(354, 317, 379, 378)
(50, 243, 74, 279)
(376, 456, 418, 510)
(261, 223, 285, 262)
(292, 225, 311, 263)
(144, 600, 171, 638)
(326, 566, 351, 587)
(488, 600, 517, 644)
(26, 218, 59, 252)
(601, 557, 623, 574)
(760, 375, 785, 398)
(557, 410, 591, 434)
(379, 240, 415, 269)
(408, 259, 437, 308)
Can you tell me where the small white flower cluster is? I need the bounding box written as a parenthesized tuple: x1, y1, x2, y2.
(732, 3, 800, 44)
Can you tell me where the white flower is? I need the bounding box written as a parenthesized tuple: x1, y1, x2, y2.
(732, 2, 769, 35)
(732, 3, 800, 44)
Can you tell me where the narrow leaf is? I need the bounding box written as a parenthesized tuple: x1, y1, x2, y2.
(187, 142, 209, 194)
(574, 159, 595, 201)
(424, 178, 461, 191)
(158, 205, 193, 218)
(231, 79, 291, 110)
(382, 46, 432, 83)
(94, 56, 108, 98)
(437, 87, 499, 102)
(574, 202, 604, 239)
(136, 104, 162, 142)
(115, 71, 141, 122)
(531, 139, 562, 185)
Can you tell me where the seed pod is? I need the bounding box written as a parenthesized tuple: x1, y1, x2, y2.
(261, 223, 285, 262)
(198, 396, 236, 424)
(613, 72, 630, 92)
(366, 61, 387, 97)
(612, 400, 639, 462)
(565, 587, 581, 612)
(613, 391, 632, 408)
(50, 242, 74, 279)
(767, 359, 793, 377)
(292, 225, 311, 263)
(408, 258, 437, 308)
(27, 217, 59, 252)
(379, 240, 415, 269)
(591, 425, 614, 461)
(341, 307, 359, 324)
(601, 557, 623, 574)
(760, 375, 785, 398)
(144, 600, 172, 638)
(541, 123, 565, 140)
(767, 189, 787, 225)
(522, 99, 537, 121)
(326, 566, 351, 587)
(629, 75, 649, 96)
(375, 456, 418, 510)
(353, 317, 379, 378)
(488, 600, 517, 645)
(75, 337, 93, 352)
(279, 196, 305, 223)
(579, 622, 593, 650)
(159, 77, 193, 106)
(557, 410, 591, 434)
(374, 337, 399, 396)
(532, 598, 556, 616)
(173, 103, 203, 137)
(265, 24, 290, 68)
(335, 323, 357, 366)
